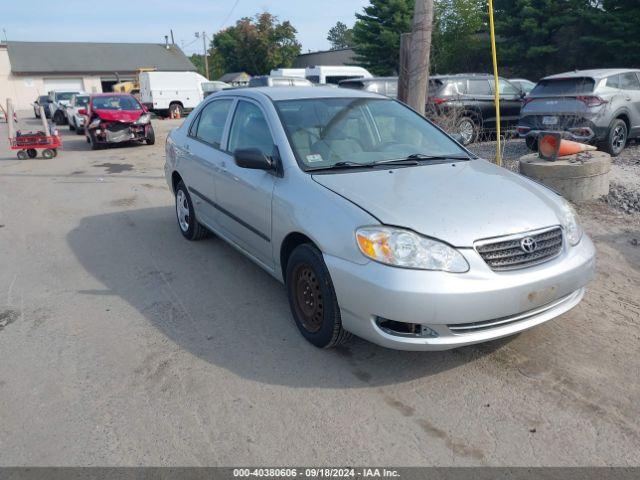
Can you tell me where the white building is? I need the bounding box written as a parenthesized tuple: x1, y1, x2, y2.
(0, 41, 196, 110)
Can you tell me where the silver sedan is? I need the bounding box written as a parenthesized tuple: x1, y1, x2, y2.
(165, 87, 595, 351)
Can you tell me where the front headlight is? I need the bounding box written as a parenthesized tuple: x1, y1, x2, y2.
(560, 202, 583, 246)
(355, 226, 469, 272)
(134, 113, 151, 125)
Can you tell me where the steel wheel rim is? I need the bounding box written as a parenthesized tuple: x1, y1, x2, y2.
(612, 125, 626, 151)
(458, 120, 474, 144)
(292, 264, 324, 333)
(176, 190, 191, 232)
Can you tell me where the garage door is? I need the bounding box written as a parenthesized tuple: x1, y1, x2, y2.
(43, 78, 84, 92)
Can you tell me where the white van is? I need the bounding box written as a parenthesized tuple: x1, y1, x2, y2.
(270, 68, 306, 79)
(304, 66, 373, 85)
(139, 71, 210, 117)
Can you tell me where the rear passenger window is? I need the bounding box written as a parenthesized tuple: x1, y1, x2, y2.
(467, 80, 492, 95)
(193, 99, 233, 148)
(606, 75, 620, 89)
(620, 72, 640, 90)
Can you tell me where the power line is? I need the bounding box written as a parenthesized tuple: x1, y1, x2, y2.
(217, 0, 240, 32)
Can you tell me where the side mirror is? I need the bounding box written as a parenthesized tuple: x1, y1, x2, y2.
(78, 108, 87, 115)
(234, 148, 273, 170)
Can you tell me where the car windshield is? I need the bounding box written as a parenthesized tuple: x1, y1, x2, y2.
(76, 96, 89, 107)
(92, 95, 142, 111)
(38, 95, 49, 103)
(530, 78, 595, 96)
(56, 92, 76, 101)
(276, 97, 468, 170)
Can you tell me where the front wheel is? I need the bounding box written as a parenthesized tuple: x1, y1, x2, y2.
(456, 116, 478, 145)
(145, 125, 155, 145)
(27, 149, 37, 158)
(285, 244, 351, 348)
(53, 111, 65, 125)
(175, 181, 209, 240)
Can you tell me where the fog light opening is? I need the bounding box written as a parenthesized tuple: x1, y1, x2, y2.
(376, 317, 439, 338)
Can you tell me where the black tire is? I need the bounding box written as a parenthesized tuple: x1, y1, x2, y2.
(174, 181, 209, 240)
(456, 116, 479, 145)
(17, 150, 28, 160)
(76, 126, 84, 135)
(285, 244, 351, 349)
(525, 135, 539, 151)
(42, 149, 54, 159)
(169, 103, 183, 118)
(145, 125, 155, 145)
(53, 111, 65, 126)
(27, 149, 37, 158)
(600, 118, 627, 157)
(88, 132, 102, 150)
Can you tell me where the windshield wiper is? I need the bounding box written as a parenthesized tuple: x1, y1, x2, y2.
(371, 153, 471, 166)
(307, 161, 376, 171)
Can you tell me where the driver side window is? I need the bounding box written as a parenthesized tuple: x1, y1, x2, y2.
(228, 101, 275, 156)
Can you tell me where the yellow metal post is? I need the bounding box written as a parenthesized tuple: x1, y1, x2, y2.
(488, 0, 502, 166)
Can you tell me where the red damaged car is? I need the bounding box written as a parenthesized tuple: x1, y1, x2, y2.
(83, 93, 155, 149)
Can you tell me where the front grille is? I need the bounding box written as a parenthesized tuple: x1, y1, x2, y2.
(106, 122, 130, 132)
(476, 227, 563, 271)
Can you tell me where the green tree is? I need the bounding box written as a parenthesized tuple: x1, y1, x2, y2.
(211, 13, 301, 76)
(493, 0, 597, 79)
(327, 21, 354, 49)
(580, 0, 640, 68)
(352, 0, 415, 75)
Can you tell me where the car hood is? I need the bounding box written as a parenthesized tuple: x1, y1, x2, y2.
(312, 159, 564, 247)
(93, 109, 143, 123)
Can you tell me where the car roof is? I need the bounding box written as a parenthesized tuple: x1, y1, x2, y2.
(90, 92, 135, 97)
(542, 69, 640, 80)
(214, 86, 384, 101)
(340, 76, 398, 83)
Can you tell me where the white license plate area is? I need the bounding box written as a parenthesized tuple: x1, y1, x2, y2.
(542, 116, 558, 125)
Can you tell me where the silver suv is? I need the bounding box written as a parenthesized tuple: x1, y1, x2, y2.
(518, 69, 640, 156)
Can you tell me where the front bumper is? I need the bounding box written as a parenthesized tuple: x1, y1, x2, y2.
(325, 235, 596, 351)
(91, 123, 150, 144)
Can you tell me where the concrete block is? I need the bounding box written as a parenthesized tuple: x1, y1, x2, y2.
(519, 151, 611, 202)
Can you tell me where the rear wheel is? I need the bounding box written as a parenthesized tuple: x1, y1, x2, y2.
(600, 119, 627, 157)
(175, 181, 209, 240)
(17, 150, 28, 160)
(169, 103, 183, 118)
(42, 149, 54, 159)
(285, 244, 351, 348)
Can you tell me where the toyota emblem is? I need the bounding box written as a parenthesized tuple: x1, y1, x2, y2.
(520, 237, 537, 253)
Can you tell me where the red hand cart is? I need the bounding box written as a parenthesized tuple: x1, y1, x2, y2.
(9, 132, 62, 159)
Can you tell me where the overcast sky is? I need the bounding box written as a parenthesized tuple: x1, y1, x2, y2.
(1, 0, 370, 55)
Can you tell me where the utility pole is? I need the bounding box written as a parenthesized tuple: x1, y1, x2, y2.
(404, 0, 434, 116)
(202, 31, 209, 80)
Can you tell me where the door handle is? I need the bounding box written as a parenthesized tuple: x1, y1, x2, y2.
(626, 96, 632, 101)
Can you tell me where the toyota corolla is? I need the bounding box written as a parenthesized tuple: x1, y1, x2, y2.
(164, 87, 596, 351)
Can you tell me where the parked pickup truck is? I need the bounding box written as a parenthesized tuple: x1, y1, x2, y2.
(48, 90, 83, 125)
(139, 71, 211, 117)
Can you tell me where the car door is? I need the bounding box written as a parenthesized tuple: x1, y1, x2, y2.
(465, 79, 494, 128)
(179, 98, 234, 228)
(492, 79, 523, 128)
(214, 99, 277, 267)
(620, 72, 640, 137)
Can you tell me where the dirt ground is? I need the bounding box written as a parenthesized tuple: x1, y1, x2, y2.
(0, 113, 638, 466)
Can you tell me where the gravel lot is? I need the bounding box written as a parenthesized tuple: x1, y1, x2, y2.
(0, 114, 639, 466)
